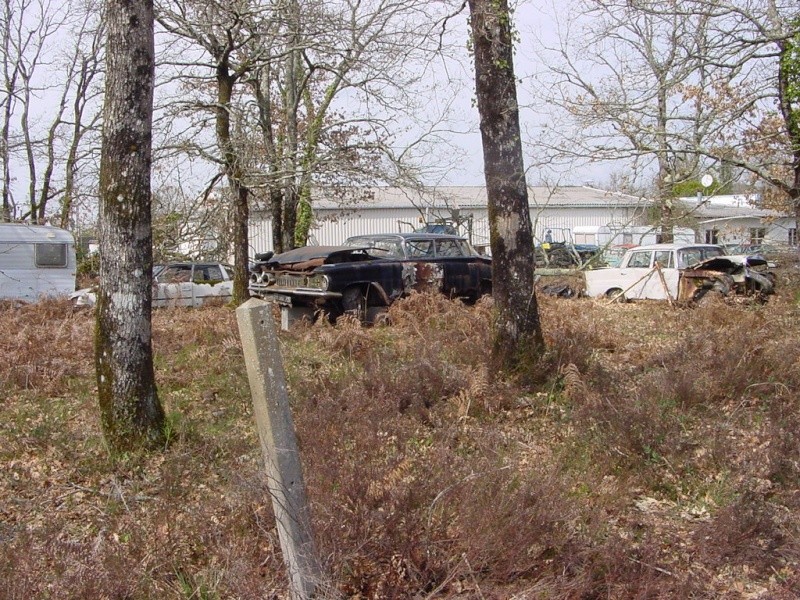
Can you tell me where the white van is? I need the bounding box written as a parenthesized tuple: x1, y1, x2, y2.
(0, 223, 77, 301)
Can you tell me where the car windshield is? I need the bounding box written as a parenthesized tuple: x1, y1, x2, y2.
(344, 236, 404, 257)
(345, 235, 480, 259)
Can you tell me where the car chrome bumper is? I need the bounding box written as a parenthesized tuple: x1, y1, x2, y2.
(248, 285, 342, 302)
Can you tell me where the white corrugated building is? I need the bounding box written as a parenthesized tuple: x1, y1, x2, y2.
(249, 185, 651, 255)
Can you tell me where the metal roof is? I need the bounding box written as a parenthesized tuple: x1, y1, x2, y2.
(301, 185, 648, 211)
(0, 223, 75, 243)
(679, 195, 784, 219)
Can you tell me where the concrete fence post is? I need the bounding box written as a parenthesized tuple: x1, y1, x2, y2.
(236, 298, 323, 599)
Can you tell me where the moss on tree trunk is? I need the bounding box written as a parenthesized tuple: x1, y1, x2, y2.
(468, 0, 545, 380)
(96, 0, 165, 452)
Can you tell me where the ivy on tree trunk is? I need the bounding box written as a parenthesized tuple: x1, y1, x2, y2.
(96, 0, 165, 452)
(468, 0, 545, 379)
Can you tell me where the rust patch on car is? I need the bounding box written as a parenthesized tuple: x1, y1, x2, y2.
(410, 262, 444, 293)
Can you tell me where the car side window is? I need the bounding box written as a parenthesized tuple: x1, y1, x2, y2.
(406, 240, 433, 257)
(654, 251, 673, 268)
(196, 265, 223, 282)
(627, 251, 652, 268)
(435, 239, 464, 257)
(159, 266, 191, 283)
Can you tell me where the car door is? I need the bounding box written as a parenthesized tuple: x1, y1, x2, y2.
(637, 250, 680, 300)
(434, 238, 484, 298)
(616, 250, 655, 299)
(154, 265, 195, 307)
(190, 264, 233, 306)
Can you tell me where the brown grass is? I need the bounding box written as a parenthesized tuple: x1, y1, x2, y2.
(1, 267, 800, 598)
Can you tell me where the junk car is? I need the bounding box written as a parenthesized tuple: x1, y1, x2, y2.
(248, 233, 492, 324)
(72, 262, 235, 308)
(583, 243, 775, 302)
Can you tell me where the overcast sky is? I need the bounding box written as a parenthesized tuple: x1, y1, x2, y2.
(426, 0, 617, 188)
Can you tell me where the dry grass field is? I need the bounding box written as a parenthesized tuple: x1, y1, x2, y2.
(2, 263, 800, 599)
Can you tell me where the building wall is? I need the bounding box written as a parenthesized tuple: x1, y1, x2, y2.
(699, 217, 797, 247)
(249, 205, 648, 256)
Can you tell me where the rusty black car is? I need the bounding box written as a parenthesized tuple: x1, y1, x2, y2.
(248, 233, 492, 323)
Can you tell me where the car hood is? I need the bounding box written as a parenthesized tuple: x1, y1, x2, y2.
(690, 254, 769, 272)
(262, 245, 373, 268)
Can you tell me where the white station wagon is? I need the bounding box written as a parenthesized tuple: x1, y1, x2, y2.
(583, 243, 775, 302)
(72, 262, 235, 308)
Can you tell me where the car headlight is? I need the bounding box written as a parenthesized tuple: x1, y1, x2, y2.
(305, 274, 329, 290)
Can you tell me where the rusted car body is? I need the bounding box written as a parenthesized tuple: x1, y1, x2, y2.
(583, 243, 775, 302)
(248, 233, 492, 323)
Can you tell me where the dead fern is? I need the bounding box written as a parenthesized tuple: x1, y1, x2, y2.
(559, 362, 588, 403)
(452, 365, 490, 419)
(367, 457, 413, 502)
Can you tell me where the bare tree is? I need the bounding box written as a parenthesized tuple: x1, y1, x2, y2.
(156, 0, 460, 276)
(0, 0, 33, 221)
(690, 0, 800, 237)
(0, 0, 103, 225)
(245, 0, 447, 251)
(535, 0, 744, 239)
(535, 0, 799, 243)
(157, 0, 264, 304)
(468, 0, 544, 377)
(58, 1, 104, 229)
(96, 0, 165, 451)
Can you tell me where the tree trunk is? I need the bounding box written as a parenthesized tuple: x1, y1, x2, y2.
(215, 63, 250, 304)
(656, 79, 674, 243)
(282, 186, 298, 251)
(468, 0, 544, 379)
(231, 180, 250, 304)
(96, 0, 165, 452)
(270, 186, 284, 253)
(777, 33, 800, 257)
(2, 78, 14, 222)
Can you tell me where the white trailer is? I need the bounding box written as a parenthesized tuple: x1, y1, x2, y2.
(0, 223, 77, 301)
(572, 224, 696, 247)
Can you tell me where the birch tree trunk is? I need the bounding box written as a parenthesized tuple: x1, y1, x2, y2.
(96, 0, 165, 451)
(468, 0, 545, 378)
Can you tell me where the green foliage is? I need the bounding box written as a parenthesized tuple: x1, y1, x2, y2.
(77, 250, 100, 280)
(780, 21, 800, 137)
(671, 177, 729, 198)
(671, 179, 705, 197)
(294, 196, 313, 247)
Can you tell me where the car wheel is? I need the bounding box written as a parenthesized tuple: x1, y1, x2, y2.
(693, 283, 726, 306)
(605, 288, 625, 302)
(341, 286, 368, 321)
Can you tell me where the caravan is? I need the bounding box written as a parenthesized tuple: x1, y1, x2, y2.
(572, 225, 697, 248)
(0, 223, 77, 301)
